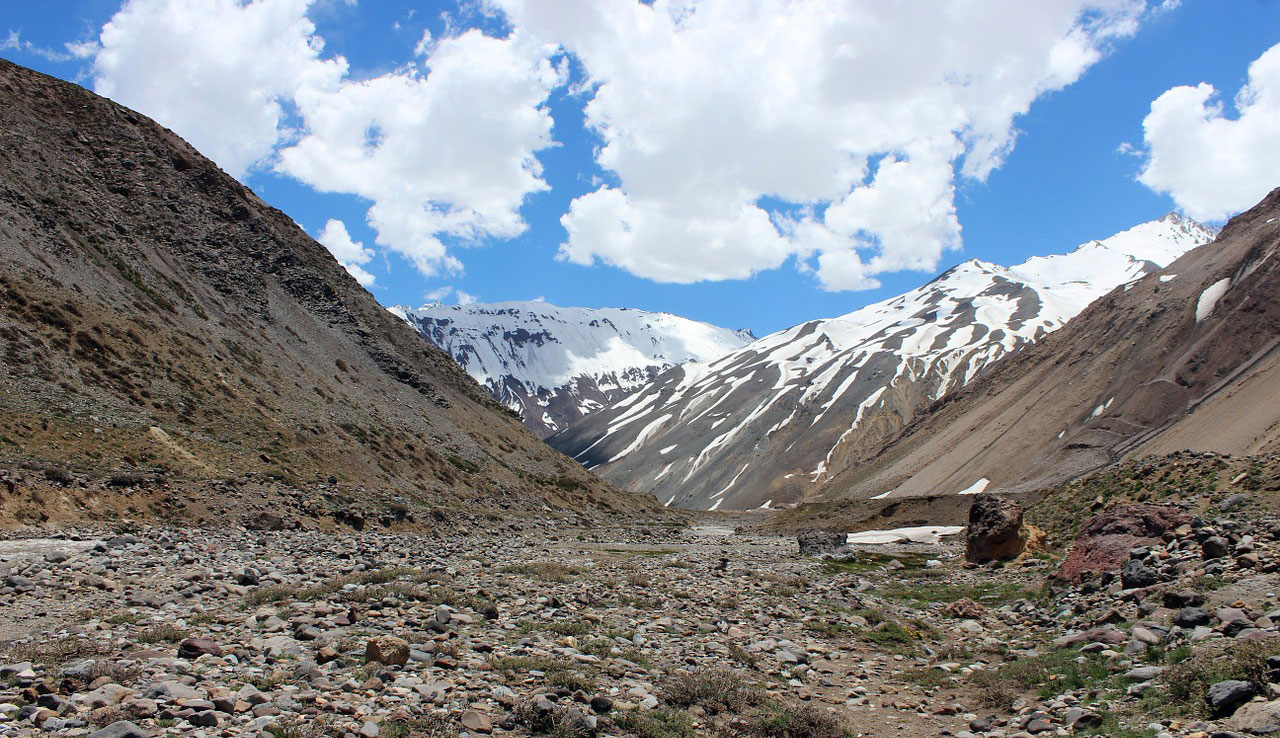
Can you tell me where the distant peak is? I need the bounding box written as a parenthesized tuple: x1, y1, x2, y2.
(949, 258, 1003, 274)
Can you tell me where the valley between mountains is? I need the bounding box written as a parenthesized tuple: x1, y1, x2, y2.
(4, 55, 1280, 738)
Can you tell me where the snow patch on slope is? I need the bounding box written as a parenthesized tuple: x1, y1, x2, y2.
(1196, 278, 1231, 323)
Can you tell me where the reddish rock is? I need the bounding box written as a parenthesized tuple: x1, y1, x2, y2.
(1054, 627, 1128, 648)
(944, 598, 989, 620)
(1055, 503, 1191, 582)
(177, 638, 222, 659)
(460, 710, 493, 734)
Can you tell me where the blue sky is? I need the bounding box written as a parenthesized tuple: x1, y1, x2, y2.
(2, 0, 1277, 337)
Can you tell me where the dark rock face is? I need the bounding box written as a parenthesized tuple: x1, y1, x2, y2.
(1120, 559, 1159, 589)
(1203, 536, 1232, 559)
(1056, 503, 1191, 582)
(1175, 607, 1212, 628)
(1208, 680, 1256, 718)
(797, 529, 846, 555)
(965, 495, 1028, 564)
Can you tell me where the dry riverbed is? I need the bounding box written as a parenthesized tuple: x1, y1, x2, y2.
(0, 513, 1274, 738)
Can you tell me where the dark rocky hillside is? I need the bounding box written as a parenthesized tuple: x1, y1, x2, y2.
(0, 58, 652, 528)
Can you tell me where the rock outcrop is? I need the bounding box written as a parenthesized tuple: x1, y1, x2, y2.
(966, 495, 1038, 564)
(1055, 503, 1191, 582)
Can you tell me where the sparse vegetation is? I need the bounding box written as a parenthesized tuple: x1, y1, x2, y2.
(379, 714, 458, 738)
(878, 579, 1028, 607)
(7, 635, 110, 666)
(499, 562, 584, 582)
(490, 655, 598, 692)
(969, 649, 1113, 706)
(1153, 638, 1277, 718)
(242, 566, 422, 608)
(136, 623, 190, 644)
(732, 702, 849, 738)
(613, 708, 695, 738)
(659, 668, 764, 715)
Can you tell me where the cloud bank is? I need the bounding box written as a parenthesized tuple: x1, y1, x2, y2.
(316, 219, 376, 287)
(92, 0, 345, 180)
(1137, 42, 1280, 222)
(87, 0, 1158, 290)
(496, 0, 1147, 289)
(90, 0, 558, 279)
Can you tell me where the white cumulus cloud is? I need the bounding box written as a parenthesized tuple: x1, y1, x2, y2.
(85, 0, 561, 280)
(494, 0, 1148, 290)
(278, 29, 562, 278)
(1137, 42, 1280, 222)
(422, 286, 478, 305)
(316, 219, 376, 287)
(91, 0, 346, 180)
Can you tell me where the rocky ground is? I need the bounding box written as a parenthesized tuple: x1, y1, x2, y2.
(2, 459, 1280, 738)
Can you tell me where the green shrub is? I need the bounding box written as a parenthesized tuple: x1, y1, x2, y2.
(613, 708, 694, 738)
(659, 668, 764, 715)
(1158, 639, 1276, 717)
(734, 702, 849, 738)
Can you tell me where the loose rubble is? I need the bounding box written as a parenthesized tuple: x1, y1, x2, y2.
(2, 455, 1279, 738)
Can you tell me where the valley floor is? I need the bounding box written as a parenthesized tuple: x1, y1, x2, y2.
(0, 510, 1275, 738)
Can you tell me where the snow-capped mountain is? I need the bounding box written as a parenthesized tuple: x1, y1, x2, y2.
(390, 301, 754, 437)
(549, 213, 1216, 510)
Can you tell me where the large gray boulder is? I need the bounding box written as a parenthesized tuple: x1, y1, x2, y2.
(797, 529, 846, 556)
(1208, 680, 1256, 717)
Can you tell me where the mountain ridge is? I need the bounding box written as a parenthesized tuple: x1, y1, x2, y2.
(550, 211, 1215, 510)
(0, 57, 650, 527)
(392, 300, 753, 437)
(774, 188, 1280, 529)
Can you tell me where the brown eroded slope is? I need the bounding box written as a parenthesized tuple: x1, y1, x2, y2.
(0, 58, 653, 526)
(783, 188, 1280, 522)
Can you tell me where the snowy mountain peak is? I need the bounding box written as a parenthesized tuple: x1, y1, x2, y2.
(393, 301, 752, 437)
(550, 213, 1215, 511)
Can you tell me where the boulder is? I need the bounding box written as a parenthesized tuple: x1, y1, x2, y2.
(965, 495, 1034, 564)
(1208, 680, 1256, 718)
(944, 598, 989, 620)
(177, 638, 222, 659)
(1231, 698, 1280, 734)
(1203, 536, 1231, 560)
(1121, 559, 1159, 589)
(244, 512, 286, 531)
(88, 722, 149, 738)
(796, 529, 846, 556)
(364, 636, 409, 667)
(1055, 503, 1190, 582)
(460, 710, 493, 734)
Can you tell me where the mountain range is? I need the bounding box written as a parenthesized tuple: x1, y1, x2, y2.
(550, 213, 1217, 510)
(392, 301, 752, 437)
(775, 187, 1280, 529)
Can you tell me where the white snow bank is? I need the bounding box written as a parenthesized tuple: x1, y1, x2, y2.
(1196, 278, 1231, 323)
(957, 478, 990, 495)
(846, 526, 965, 545)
